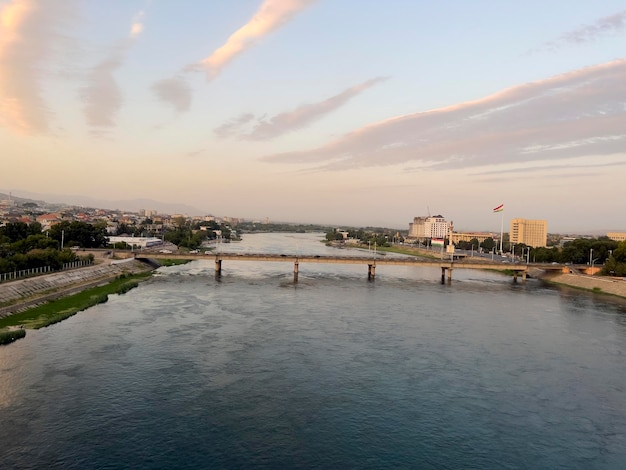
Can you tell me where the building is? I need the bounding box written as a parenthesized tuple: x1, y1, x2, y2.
(408, 217, 426, 239)
(607, 232, 626, 242)
(108, 236, 163, 249)
(510, 219, 547, 247)
(408, 215, 449, 241)
(449, 232, 494, 245)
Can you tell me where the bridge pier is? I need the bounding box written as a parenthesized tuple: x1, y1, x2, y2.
(368, 264, 376, 281)
(513, 271, 527, 284)
(440, 267, 453, 284)
(294, 260, 299, 283)
(215, 259, 222, 277)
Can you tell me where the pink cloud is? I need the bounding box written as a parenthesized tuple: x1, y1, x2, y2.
(0, 0, 76, 134)
(261, 60, 626, 171)
(186, 0, 317, 81)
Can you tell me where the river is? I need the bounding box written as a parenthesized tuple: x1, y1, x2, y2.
(1, 232, 625, 469)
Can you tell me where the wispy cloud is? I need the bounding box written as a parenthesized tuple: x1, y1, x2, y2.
(261, 60, 626, 171)
(186, 0, 317, 81)
(213, 113, 255, 139)
(81, 10, 145, 129)
(0, 0, 76, 134)
(151, 76, 192, 113)
(154, 0, 316, 111)
(215, 77, 388, 140)
(535, 10, 626, 52)
(470, 160, 626, 177)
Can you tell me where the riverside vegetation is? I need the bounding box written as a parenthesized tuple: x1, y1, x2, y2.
(0, 272, 151, 345)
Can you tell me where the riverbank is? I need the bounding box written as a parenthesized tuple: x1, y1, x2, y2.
(0, 258, 157, 345)
(0, 272, 151, 332)
(0, 259, 152, 318)
(541, 272, 626, 299)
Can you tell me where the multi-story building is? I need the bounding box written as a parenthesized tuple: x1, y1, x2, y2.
(607, 232, 626, 242)
(449, 232, 494, 245)
(408, 217, 426, 239)
(409, 215, 449, 240)
(510, 219, 547, 247)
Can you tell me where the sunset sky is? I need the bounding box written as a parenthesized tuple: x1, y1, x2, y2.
(2, 0, 625, 232)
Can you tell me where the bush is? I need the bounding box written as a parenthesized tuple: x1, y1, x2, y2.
(0, 328, 26, 345)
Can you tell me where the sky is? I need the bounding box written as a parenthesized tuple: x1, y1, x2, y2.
(1, 0, 625, 233)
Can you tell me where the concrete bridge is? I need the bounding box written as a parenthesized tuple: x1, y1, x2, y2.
(131, 251, 564, 284)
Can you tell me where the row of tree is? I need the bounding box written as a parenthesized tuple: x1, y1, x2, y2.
(0, 221, 99, 274)
(116, 217, 235, 250)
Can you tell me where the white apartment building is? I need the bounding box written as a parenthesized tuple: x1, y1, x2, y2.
(409, 215, 449, 240)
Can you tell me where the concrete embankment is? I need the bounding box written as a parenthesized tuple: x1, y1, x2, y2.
(0, 259, 153, 318)
(541, 272, 626, 299)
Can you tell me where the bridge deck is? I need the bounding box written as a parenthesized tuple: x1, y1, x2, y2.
(134, 252, 536, 272)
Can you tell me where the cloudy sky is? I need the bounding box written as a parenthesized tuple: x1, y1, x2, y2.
(1, 0, 625, 232)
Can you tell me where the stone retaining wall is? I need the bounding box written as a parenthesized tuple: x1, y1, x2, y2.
(0, 260, 152, 318)
(542, 273, 626, 298)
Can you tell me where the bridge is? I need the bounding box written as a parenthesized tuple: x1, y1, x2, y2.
(130, 251, 562, 284)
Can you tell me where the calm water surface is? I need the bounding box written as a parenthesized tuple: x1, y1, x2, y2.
(1, 233, 625, 469)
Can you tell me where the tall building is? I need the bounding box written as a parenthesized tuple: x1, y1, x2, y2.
(409, 215, 449, 240)
(408, 217, 426, 239)
(510, 219, 547, 247)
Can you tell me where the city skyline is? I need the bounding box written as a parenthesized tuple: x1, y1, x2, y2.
(2, 1, 625, 233)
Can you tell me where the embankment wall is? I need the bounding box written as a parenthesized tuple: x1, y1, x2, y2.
(0, 260, 152, 318)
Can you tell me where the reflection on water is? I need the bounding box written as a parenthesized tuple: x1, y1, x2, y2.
(1, 233, 625, 469)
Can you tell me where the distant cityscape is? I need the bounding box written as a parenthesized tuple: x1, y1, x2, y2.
(1, 192, 625, 248)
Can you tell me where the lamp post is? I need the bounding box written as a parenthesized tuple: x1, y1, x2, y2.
(591, 258, 599, 275)
(589, 248, 593, 266)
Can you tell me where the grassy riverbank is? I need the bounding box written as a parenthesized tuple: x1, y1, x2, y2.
(158, 259, 191, 267)
(0, 272, 152, 341)
(0, 328, 26, 345)
(327, 241, 440, 260)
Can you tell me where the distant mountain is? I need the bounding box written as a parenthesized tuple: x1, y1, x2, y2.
(0, 190, 207, 215)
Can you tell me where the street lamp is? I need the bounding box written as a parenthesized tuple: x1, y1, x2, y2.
(589, 248, 593, 266)
(591, 258, 599, 275)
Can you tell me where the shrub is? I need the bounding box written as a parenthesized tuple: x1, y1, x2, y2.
(0, 329, 26, 345)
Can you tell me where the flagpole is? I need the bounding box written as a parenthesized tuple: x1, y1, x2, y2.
(500, 211, 504, 255)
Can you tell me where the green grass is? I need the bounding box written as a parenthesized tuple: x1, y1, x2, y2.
(158, 259, 191, 267)
(0, 272, 151, 331)
(357, 244, 441, 260)
(0, 328, 26, 345)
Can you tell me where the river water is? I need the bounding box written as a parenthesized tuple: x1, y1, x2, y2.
(1, 232, 625, 469)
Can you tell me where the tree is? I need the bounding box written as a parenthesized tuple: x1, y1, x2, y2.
(49, 221, 108, 248)
(480, 237, 495, 252)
